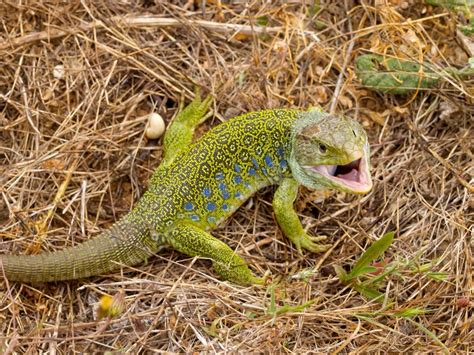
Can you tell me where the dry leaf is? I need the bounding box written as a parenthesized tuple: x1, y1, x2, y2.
(338, 94, 353, 108)
(364, 110, 385, 125)
(40, 159, 66, 170)
(314, 86, 328, 103)
(233, 32, 252, 41)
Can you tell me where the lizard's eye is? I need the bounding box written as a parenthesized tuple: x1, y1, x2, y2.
(318, 143, 327, 154)
(352, 129, 357, 137)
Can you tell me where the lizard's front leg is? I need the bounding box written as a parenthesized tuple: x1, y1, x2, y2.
(165, 223, 265, 285)
(161, 88, 212, 167)
(273, 178, 330, 253)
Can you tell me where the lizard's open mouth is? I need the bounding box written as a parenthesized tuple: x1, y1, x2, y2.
(306, 155, 372, 193)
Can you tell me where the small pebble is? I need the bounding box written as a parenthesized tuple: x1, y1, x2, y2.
(145, 112, 166, 139)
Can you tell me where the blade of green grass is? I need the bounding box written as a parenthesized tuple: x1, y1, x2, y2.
(393, 308, 430, 318)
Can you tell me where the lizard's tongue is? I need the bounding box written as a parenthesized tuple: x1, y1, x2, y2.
(315, 159, 360, 181)
(307, 157, 372, 193)
(336, 168, 359, 182)
(333, 159, 361, 181)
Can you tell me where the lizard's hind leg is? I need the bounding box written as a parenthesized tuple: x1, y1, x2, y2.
(161, 88, 212, 166)
(165, 223, 264, 285)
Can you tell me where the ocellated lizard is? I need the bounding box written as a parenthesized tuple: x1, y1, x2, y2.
(1, 94, 372, 285)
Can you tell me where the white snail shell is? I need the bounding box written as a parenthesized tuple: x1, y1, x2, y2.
(145, 113, 166, 139)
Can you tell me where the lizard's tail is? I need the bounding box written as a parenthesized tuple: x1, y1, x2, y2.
(0, 210, 158, 283)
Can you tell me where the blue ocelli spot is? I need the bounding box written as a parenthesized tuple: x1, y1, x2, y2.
(277, 147, 284, 157)
(222, 203, 229, 211)
(219, 182, 230, 200)
(252, 157, 259, 168)
(235, 191, 242, 198)
(190, 214, 200, 221)
(264, 155, 274, 168)
(234, 164, 241, 173)
(202, 187, 212, 198)
(206, 201, 217, 212)
(249, 167, 257, 176)
(280, 160, 288, 169)
(215, 172, 225, 180)
(207, 216, 216, 223)
(233, 175, 242, 184)
(261, 167, 268, 176)
(184, 202, 194, 211)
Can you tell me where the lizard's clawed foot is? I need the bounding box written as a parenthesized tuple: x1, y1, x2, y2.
(293, 233, 331, 253)
(176, 87, 212, 126)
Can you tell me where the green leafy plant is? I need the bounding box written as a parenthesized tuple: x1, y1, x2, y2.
(355, 54, 474, 94)
(355, 55, 440, 95)
(338, 232, 449, 352)
(336, 231, 395, 302)
(336, 232, 449, 301)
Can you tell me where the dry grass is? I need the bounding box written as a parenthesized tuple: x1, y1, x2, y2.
(0, 1, 472, 353)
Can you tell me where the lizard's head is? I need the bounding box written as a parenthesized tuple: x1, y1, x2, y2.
(289, 110, 372, 194)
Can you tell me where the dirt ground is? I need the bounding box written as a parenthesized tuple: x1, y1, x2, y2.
(0, 1, 472, 353)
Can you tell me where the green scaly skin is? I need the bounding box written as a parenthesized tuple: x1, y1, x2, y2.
(0, 94, 372, 285)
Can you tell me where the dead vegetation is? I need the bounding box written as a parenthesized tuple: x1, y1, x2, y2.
(0, 1, 472, 353)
